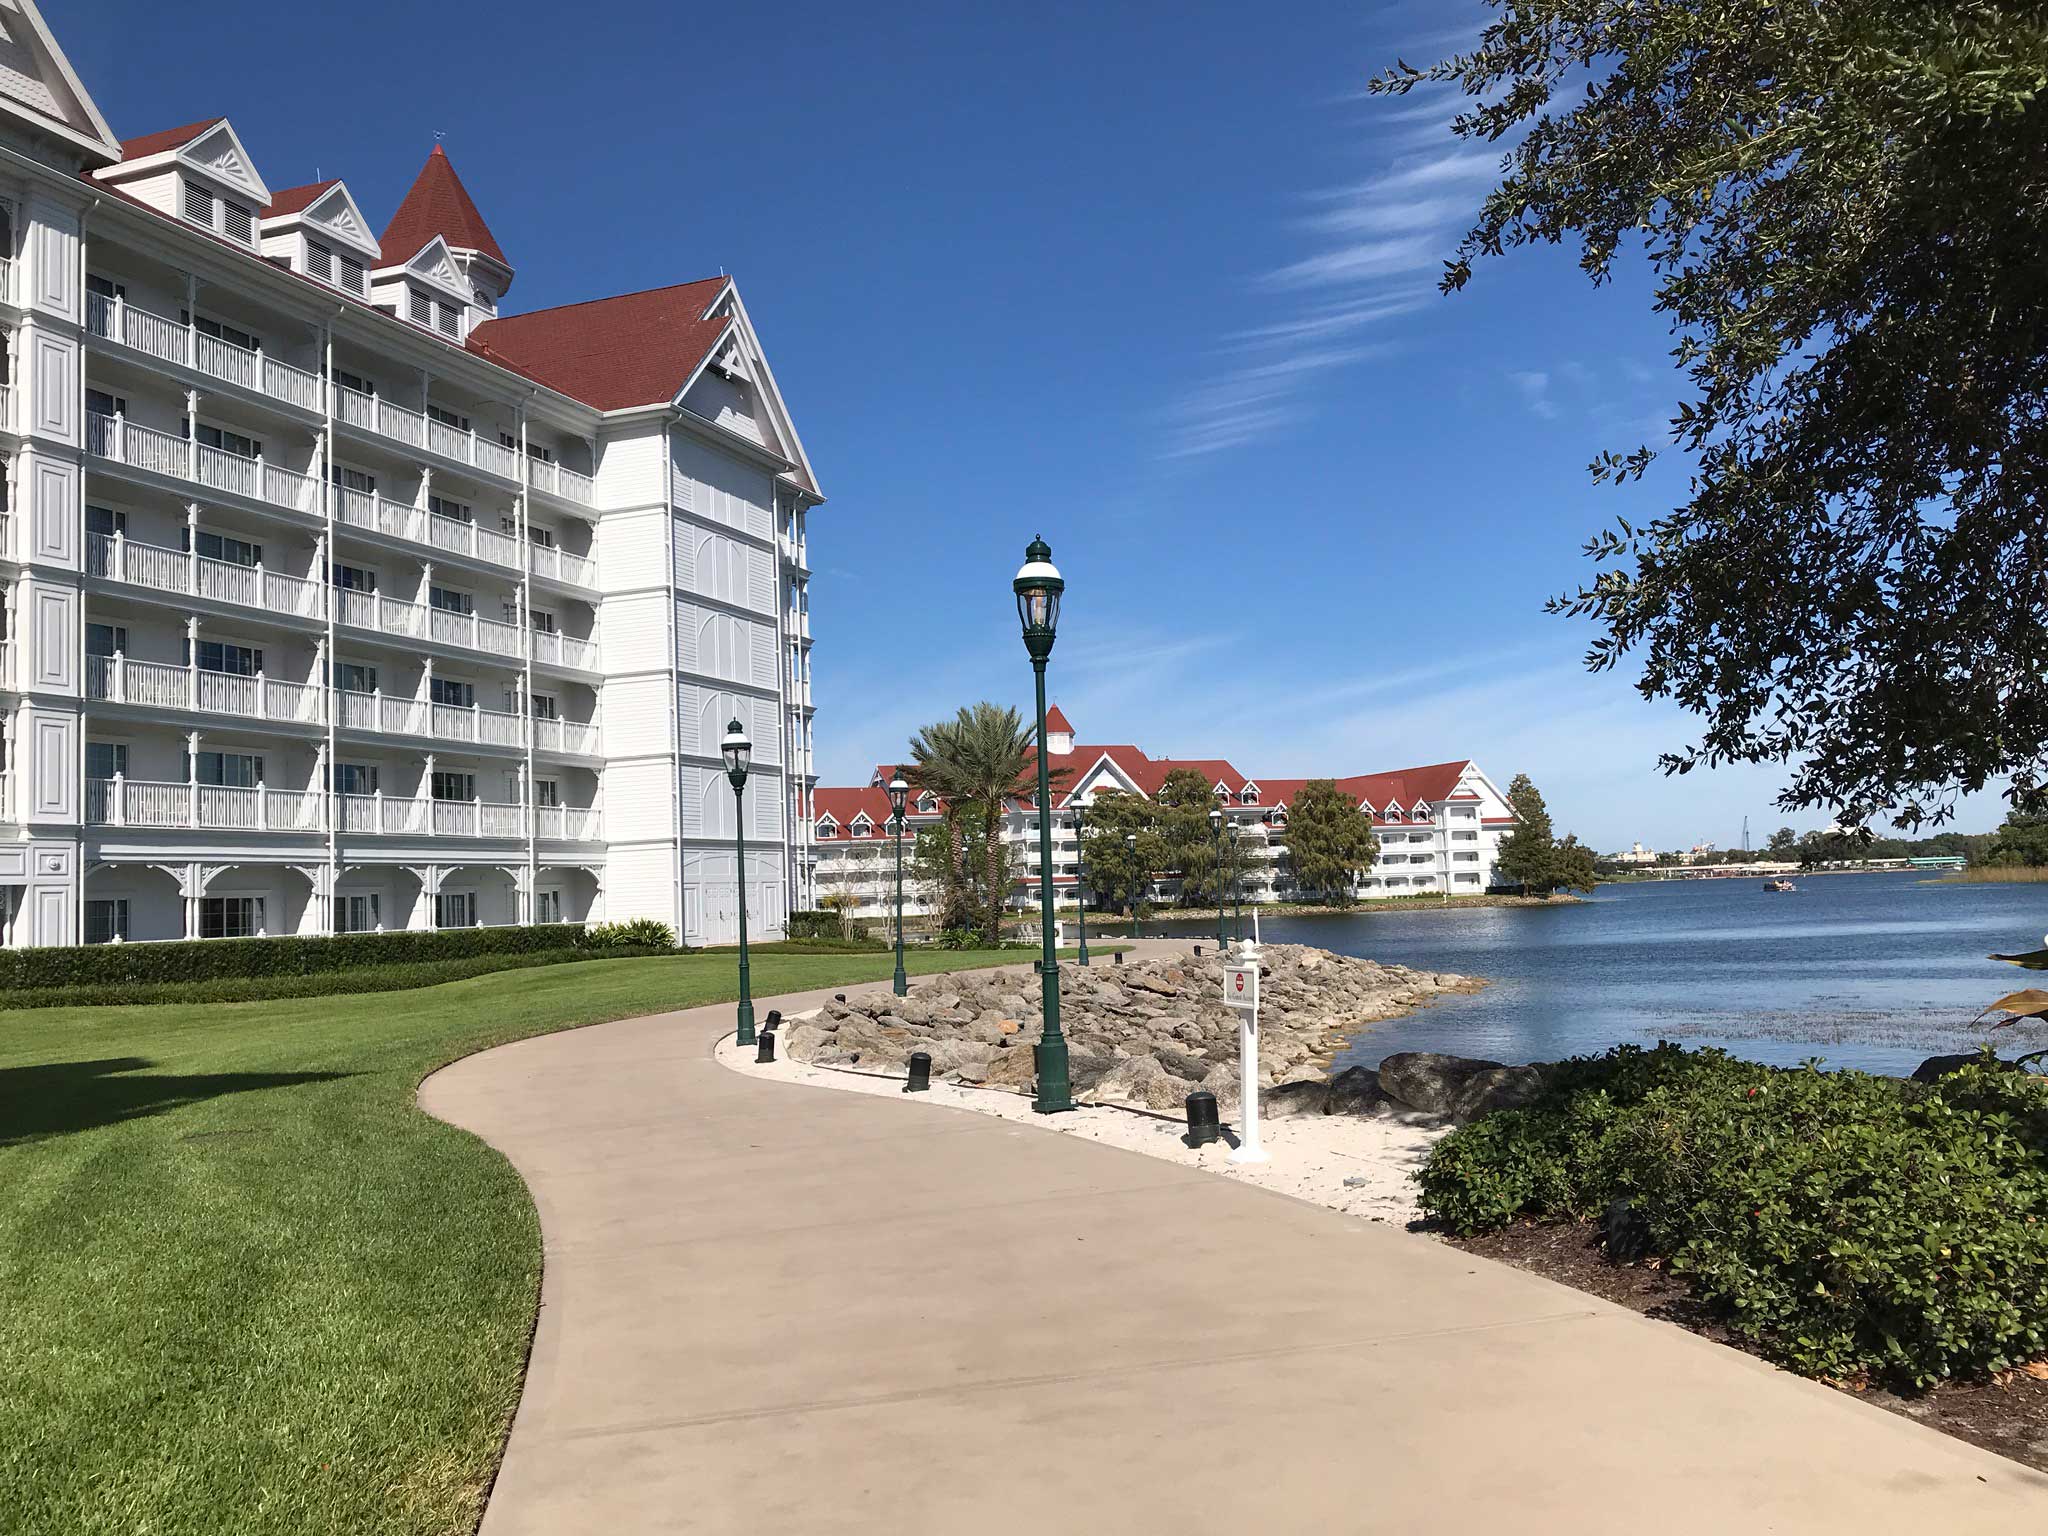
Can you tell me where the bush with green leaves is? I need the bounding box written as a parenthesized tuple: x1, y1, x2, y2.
(785, 909, 846, 941)
(1418, 1043, 2048, 1387)
(575, 919, 676, 951)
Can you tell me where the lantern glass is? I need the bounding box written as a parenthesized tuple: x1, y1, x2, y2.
(887, 774, 908, 819)
(721, 718, 752, 784)
(1208, 807, 1223, 831)
(1013, 537, 1064, 659)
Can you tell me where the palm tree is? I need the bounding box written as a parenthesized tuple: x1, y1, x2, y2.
(904, 702, 1066, 945)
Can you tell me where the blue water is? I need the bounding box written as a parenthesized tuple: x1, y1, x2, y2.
(1134, 872, 2048, 1075)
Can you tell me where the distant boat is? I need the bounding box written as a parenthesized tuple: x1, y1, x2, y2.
(1763, 878, 1797, 893)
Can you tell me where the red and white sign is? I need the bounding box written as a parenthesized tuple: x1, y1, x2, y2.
(1223, 962, 1259, 1013)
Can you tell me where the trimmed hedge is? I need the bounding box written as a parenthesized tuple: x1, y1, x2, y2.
(1418, 1044, 2048, 1388)
(0, 923, 664, 993)
(0, 945, 673, 1010)
(786, 909, 847, 941)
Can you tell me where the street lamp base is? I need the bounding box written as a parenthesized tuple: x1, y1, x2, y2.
(736, 1001, 757, 1048)
(1032, 1036, 1075, 1115)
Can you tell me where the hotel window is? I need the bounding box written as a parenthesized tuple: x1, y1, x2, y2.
(199, 896, 263, 939)
(426, 403, 469, 432)
(428, 495, 472, 523)
(86, 623, 127, 658)
(333, 367, 376, 397)
(84, 899, 129, 945)
(331, 762, 379, 795)
(536, 890, 563, 924)
(87, 272, 124, 302)
(87, 505, 127, 537)
(86, 388, 127, 418)
(330, 463, 377, 495)
(191, 640, 261, 676)
(192, 422, 261, 459)
(527, 693, 559, 720)
(431, 770, 476, 802)
(187, 529, 261, 567)
(191, 751, 263, 788)
(430, 677, 475, 708)
(188, 313, 260, 352)
(529, 609, 558, 635)
(527, 524, 557, 549)
(336, 893, 380, 933)
(534, 779, 561, 808)
(428, 585, 473, 615)
(329, 562, 376, 593)
(435, 891, 476, 928)
(85, 742, 128, 780)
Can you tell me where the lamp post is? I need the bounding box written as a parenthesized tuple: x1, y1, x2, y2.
(721, 717, 756, 1047)
(887, 771, 909, 997)
(1208, 805, 1226, 953)
(1125, 831, 1140, 939)
(1014, 536, 1072, 1114)
(1072, 801, 1091, 966)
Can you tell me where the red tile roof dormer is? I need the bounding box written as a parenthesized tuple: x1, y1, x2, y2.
(467, 278, 732, 413)
(1045, 705, 1074, 733)
(119, 117, 223, 160)
(264, 179, 341, 219)
(380, 144, 507, 267)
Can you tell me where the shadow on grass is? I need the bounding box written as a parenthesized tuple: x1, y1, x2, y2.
(0, 1057, 353, 1146)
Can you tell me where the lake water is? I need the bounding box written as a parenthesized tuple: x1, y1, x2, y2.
(1130, 872, 2048, 1075)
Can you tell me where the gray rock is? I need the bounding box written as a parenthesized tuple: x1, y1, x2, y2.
(1911, 1052, 2008, 1084)
(972, 1047, 1037, 1093)
(1376, 1052, 1545, 1121)
(1154, 1046, 1212, 1082)
(781, 1022, 834, 1063)
(1261, 1078, 1331, 1119)
(1325, 1066, 1394, 1118)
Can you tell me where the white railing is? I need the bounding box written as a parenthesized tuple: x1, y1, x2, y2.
(528, 543, 597, 586)
(533, 717, 602, 755)
(527, 456, 595, 506)
(88, 533, 327, 622)
(88, 413, 322, 517)
(87, 776, 324, 831)
(86, 294, 324, 413)
(531, 631, 600, 670)
(475, 437, 520, 479)
(538, 804, 602, 841)
(335, 385, 427, 449)
(335, 792, 598, 840)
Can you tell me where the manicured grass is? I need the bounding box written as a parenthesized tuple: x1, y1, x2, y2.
(0, 947, 1041, 1536)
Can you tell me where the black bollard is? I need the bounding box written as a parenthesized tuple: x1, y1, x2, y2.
(755, 1032, 776, 1064)
(1194, 944, 1203, 959)
(834, 993, 846, 1003)
(1184, 1090, 1221, 1147)
(905, 1052, 932, 1093)
(1113, 949, 1124, 967)
(764, 1009, 782, 1033)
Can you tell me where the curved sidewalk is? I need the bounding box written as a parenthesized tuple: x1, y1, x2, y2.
(421, 981, 2048, 1535)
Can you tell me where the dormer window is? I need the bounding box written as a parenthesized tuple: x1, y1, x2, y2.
(816, 818, 838, 839)
(917, 792, 939, 814)
(180, 180, 255, 247)
(1240, 786, 1259, 805)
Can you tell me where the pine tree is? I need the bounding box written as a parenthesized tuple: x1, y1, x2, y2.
(1494, 773, 1557, 892)
(1285, 779, 1375, 902)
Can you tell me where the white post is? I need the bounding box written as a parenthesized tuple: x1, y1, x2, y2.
(1226, 932, 1268, 1166)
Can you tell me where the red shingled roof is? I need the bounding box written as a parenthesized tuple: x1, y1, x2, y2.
(1045, 705, 1074, 733)
(467, 278, 732, 413)
(120, 117, 222, 160)
(264, 179, 340, 219)
(380, 145, 506, 267)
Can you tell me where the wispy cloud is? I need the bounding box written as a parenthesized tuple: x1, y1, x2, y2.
(1507, 368, 1558, 419)
(1159, 345, 1388, 459)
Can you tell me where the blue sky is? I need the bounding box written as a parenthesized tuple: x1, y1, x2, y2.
(70, 0, 2006, 848)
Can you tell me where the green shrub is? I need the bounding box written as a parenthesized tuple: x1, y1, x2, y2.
(786, 909, 846, 941)
(577, 919, 676, 950)
(0, 924, 608, 992)
(1417, 1043, 2048, 1387)
(0, 946, 671, 1009)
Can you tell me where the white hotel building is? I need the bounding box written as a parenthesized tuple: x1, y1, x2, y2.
(0, 0, 821, 946)
(812, 707, 1517, 918)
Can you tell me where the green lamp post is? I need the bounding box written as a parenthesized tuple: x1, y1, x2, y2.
(1015, 536, 1072, 1114)
(1072, 801, 1091, 966)
(887, 771, 909, 997)
(1125, 830, 1141, 940)
(1208, 804, 1226, 953)
(722, 717, 756, 1047)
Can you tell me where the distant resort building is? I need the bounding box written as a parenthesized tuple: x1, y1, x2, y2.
(809, 707, 1517, 917)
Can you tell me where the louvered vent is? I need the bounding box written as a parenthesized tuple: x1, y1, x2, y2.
(408, 288, 432, 324)
(223, 202, 254, 244)
(182, 180, 214, 225)
(306, 241, 333, 282)
(337, 256, 365, 294)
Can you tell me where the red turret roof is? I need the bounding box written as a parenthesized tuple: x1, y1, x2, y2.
(1045, 705, 1074, 733)
(380, 145, 506, 266)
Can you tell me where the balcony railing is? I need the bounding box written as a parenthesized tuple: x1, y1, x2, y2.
(88, 412, 322, 514)
(86, 777, 598, 840)
(525, 455, 595, 507)
(527, 541, 597, 587)
(87, 293, 323, 413)
(330, 486, 595, 590)
(86, 656, 601, 757)
(86, 534, 599, 672)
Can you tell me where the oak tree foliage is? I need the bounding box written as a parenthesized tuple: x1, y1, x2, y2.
(1376, 3, 2048, 826)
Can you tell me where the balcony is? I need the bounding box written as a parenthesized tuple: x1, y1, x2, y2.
(86, 655, 602, 758)
(85, 777, 599, 841)
(87, 292, 324, 413)
(336, 386, 595, 507)
(332, 487, 597, 589)
(88, 412, 321, 513)
(86, 533, 600, 672)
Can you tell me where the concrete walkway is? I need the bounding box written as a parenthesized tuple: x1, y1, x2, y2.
(421, 979, 2048, 1535)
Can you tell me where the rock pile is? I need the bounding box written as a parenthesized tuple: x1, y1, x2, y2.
(782, 945, 1512, 1120)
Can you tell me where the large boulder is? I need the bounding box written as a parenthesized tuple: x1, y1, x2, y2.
(1262, 1078, 1331, 1119)
(972, 1046, 1038, 1093)
(1376, 1052, 1545, 1121)
(1910, 1052, 2010, 1084)
(1325, 1065, 1395, 1118)
(780, 1022, 835, 1063)
(1094, 1055, 1190, 1114)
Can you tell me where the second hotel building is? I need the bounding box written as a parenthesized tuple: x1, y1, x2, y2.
(0, 30, 821, 945)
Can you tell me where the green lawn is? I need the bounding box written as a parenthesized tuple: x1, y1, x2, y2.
(0, 948, 1040, 1536)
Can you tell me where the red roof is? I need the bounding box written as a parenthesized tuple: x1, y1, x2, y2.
(1045, 705, 1074, 733)
(380, 145, 507, 267)
(468, 278, 732, 413)
(264, 179, 341, 220)
(120, 118, 222, 160)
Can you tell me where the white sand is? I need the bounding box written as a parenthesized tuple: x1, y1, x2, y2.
(714, 1015, 1448, 1226)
